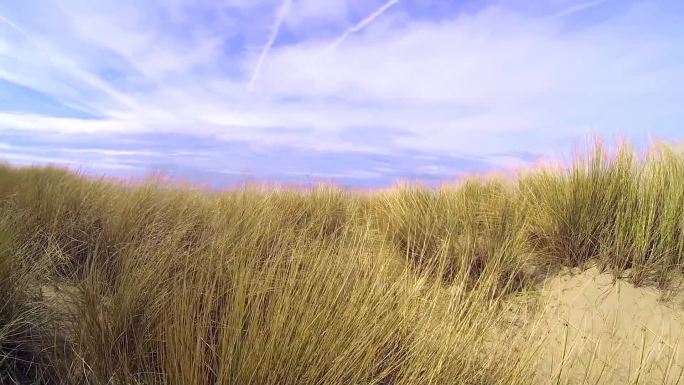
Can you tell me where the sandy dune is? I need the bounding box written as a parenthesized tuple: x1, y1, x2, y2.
(533, 267, 684, 384)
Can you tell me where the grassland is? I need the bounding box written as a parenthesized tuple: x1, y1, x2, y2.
(1, 142, 683, 384)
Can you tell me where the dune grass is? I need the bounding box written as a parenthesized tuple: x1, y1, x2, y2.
(0, 142, 683, 384)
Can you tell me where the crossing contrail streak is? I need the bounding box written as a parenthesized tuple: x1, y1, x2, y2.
(0, 13, 28, 36)
(328, 0, 400, 49)
(248, 0, 292, 91)
(548, 0, 607, 19)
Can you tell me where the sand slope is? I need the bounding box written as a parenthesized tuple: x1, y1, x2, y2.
(534, 267, 684, 384)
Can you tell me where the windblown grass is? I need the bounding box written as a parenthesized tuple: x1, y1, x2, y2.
(0, 210, 67, 384)
(521, 144, 684, 286)
(0, 141, 682, 384)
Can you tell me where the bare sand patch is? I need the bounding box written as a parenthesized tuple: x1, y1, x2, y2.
(533, 267, 684, 384)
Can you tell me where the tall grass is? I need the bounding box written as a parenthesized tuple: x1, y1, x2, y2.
(0, 203, 67, 384)
(0, 141, 683, 384)
(520, 143, 684, 286)
(375, 178, 532, 292)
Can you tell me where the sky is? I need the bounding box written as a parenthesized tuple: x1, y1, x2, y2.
(1, 0, 683, 187)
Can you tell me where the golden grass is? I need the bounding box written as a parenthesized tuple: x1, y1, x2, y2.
(0, 142, 683, 384)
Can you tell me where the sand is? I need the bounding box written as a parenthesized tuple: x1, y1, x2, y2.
(38, 269, 684, 384)
(533, 267, 684, 385)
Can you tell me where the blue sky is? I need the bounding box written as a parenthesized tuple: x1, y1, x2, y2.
(1, 0, 683, 187)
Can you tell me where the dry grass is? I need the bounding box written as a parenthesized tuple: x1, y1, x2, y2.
(0, 141, 683, 384)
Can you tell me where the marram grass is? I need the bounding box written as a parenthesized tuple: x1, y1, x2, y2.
(0, 142, 682, 384)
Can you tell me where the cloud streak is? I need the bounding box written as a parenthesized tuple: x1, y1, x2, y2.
(1, 0, 683, 186)
(547, 0, 609, 19)
(329, 0, 400, 49)
(248, 0, 292, 91)
(0, 12, 27, 36)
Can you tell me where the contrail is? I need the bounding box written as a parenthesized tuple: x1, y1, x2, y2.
(328, 0, 400, 49)
(248, 0, 292, 91)
(0, 13, 28, 36)
(548, 0, 607, 19)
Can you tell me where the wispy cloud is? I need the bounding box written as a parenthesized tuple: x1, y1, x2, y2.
(0, 12, 27, 35)
(547, 0, 609, 19)
(328, 0, 400, 49)
(248, 0, 293, 91)
(1, 0, 683, 186)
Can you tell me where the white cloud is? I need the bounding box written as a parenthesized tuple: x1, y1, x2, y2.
(249, 2, 684, 153)
(249, 0, 292, 91)
(0, 150, 139, 171)
(1, 0, 683, 174)
(328, 0, 399, 48)
(546, 0, 608, 19)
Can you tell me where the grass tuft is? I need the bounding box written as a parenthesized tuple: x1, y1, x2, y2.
(0, 141, 683, 384)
